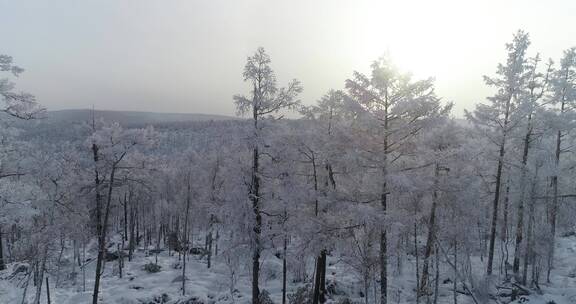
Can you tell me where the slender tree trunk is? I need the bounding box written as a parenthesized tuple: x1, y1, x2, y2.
(420, 164, 439, 296)
(46, 276, 51, 304)
(129, 195, 135, 261)
(0, 225, 5, 271)
(548, 124, 563, 282)
(380, 189, 388, 304)
(523, 175, 537, 285)
(500, 179, 510, 277)
(313, 258, 321, 304)
(512, 114, 532, 299)
(433, 245, 439, 304)
(522, 185, 535, 285)
(319, 250, 326, 302)
(312, 154, 325, 304)
(155, 222, 160, 265)
(487, 91, 512, 276)
(522, 203, 534, 286)
(207, 216, 213, 269)
(21, 270, 31, 304)
(453, 240, 458, 304)
(415, 222, 420, 304)
(379, 99, 390, 304)
(123, 193, 128, 242)
(251, 148, 261, 304)
(55, 235, 65, 288)
(182, 172, 192, 296)
(93, 164, 117, 304)
(251, 96, 262, 304)
(91, 141, 103, 304)
(136, 204, 140, 246)
(487, 133, 507, 275)
(33, 251, 47, 304)
(117, 244, 123, 279)
(321, 162, 334, 302)
(82, 242, 86, 292)
(75, 240, 81, 267)
(215, 229, 219, 257)
(282, 234, 287, 304)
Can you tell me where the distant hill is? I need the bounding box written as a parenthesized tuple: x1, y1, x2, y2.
(45, 109, 237, 126)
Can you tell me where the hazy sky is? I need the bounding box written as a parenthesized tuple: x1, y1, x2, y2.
(1, 0, 575, 116)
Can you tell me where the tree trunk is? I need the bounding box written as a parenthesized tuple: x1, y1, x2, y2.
(251, 144, 261, 304)
(319, 250, 326, 303)
(313, 258, 321, 304)
(525, 163, 540, 286)
(129, 197, 135, 261)
(0, 225, 5, 271)
(415, 222, 420, 304)
(182, 172, 192, 296)
(420, 164, 439, 296)
(500, 179, 510, 277)
(251, 95, 261, 304)
(117, 244, 123, 279)
(282, 234, 287, 304)
(453, 240, 458, 304)
(82, 242, 86, 292)
(380, 201, 388, 304)
(91, 141, 103, 304)
(46, 277, 51, 304)
(487, 90, 513, 276)
(487, 136, 506, 275)
(215, 229, 219, 257)
(312, 155, 326, 304)
(156, 222, 161, 265)
(123, 192, 128, 242)
(33, 251, 47, 304)
(92, 163, 117, 304)
(433, 245, 439, 304)
(512, 114, 532, 299)
(136, 203, 140, 246)
(207, 217, 213, 269)
(548, 125, 562, 282)
(21, 270, 31, 304)
(380, 100, 390, 304)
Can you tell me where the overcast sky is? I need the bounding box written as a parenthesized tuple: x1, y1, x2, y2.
(1, 0, 575, 117)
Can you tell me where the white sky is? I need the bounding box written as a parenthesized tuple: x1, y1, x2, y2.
(1, 0, 575, 116)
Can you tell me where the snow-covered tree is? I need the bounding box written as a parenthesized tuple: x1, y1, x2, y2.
(87, 121, 158, 304)
(0, 55, 44, 119)
(345, 55, 450, 304)
(545, 47, 576, 281)
(466, 30, 532, 276)
(233, 47, 302, 304)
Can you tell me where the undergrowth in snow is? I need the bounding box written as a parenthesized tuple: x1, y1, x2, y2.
(2, 234, 576, 304)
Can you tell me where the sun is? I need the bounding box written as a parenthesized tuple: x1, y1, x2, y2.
(341, 0, 478, 82)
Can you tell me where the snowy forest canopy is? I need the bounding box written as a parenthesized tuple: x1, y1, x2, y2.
(1, 30, 576, 304)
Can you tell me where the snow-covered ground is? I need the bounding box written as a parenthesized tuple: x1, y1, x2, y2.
(2, 235, 576, 304)
(511, 235, 576, 304)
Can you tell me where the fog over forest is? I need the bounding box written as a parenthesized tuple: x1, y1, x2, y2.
(1, 1, 576, 304)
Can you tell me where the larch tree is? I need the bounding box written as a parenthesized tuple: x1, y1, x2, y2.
(466, 30, 531, 276)
(345, 55, 450, 304)
(233, 47, 302, 304)
(510, 54, 552, 300)
(546, 47, 576, 281)
(301, 89, 350, 304)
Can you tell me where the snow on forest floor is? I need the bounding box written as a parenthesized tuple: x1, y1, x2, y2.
(513, 234, 576, 304)
(2, 235, 576, 304)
